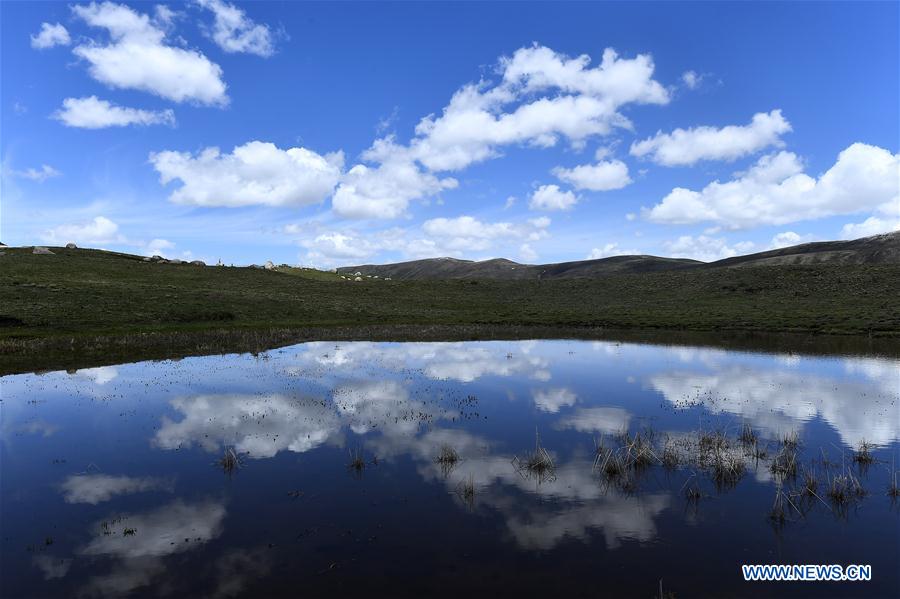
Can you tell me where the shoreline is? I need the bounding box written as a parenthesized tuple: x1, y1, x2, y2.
(2, 323, 897, 376)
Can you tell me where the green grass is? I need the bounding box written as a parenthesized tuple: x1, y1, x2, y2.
(1, 246, 898, 372)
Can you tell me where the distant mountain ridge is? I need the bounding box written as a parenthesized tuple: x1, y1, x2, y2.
(336, 232, 900, 280)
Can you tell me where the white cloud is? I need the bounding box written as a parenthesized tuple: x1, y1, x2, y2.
(768, 231, 814, 249)
(504, 195, 516, 209)
(196, 0, 276, 57)
(646, 143, 900, 228)
(297, 216, 549, 266)
(54, 96, 175, 128)
(663, 235, 755, 262)
(532, 387, 577, 413)
(529, 184, 578, 211)
(681, 70, 702, 89)
(61, 474, 169, 504)
(422, 215, 548, 252)
(631, 110, 791, 166)
(586, 242, 639, 259)
(333, 44, 667, 219)
(72, 1, 227, 105)
(519, 243, 537, 262)
(840, 216, 900, 239)
(552, 159, 631, 191)
(42, 216, 125, 246)
(557, 407, 631, 434)
(11, 164, 61, 182)
(80, 499, 225, 559)
(145, 238, 176, 257)
(150, 141, 343, 207)
(332, 140, 456, 219)
(302, 233, 375, 260)
(31, 22, 71, 49)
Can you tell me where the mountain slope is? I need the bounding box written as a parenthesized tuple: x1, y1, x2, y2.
(337, 232, 900, 280)
(707, 232, 900, 268)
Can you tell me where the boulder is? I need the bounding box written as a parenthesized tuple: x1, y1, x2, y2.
(190, 260, 206, 267)
(167, 258, 183, 265)
(354, 276, 363, 281)
(142, 257, 153, 262)
(33, 247, 54, 255)
(264, 261, 275, 270)
(65, 242, 78, 249)
(151, 255, 164, 261)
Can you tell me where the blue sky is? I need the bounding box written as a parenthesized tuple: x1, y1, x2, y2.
(2, 1, 898, 267)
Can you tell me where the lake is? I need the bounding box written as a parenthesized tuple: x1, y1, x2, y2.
(2, 339, 898, 597)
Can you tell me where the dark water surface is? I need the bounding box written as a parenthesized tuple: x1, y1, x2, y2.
(2, 340, 898, 598)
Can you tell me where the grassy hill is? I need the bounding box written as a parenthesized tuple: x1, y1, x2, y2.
(1, 244, 898, 373)
(336, 232, 900, 280)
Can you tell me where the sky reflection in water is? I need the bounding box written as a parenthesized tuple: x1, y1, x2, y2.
(2, 340, 898, 597)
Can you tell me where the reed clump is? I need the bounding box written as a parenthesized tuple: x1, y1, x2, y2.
(513, 430, 556, 483)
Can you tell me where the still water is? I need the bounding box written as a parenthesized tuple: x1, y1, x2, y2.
(2, 340, 898, 598)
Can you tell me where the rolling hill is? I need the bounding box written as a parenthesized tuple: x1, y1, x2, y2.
(337, 232, 900, 280)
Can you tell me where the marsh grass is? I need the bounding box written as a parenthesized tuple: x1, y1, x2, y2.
(770, 446, 799, 479)
(781, 430, 800, 450)
(738, 423, 758, 446)
(662, 442, 679, 470)
(513, 430, 556, 483)
(218, 447, 244, 475)
(348, 447, 367, 475)
(436, 445, 461, 476)
(456, 474, 476, 509)
(852, 440, 876, 466)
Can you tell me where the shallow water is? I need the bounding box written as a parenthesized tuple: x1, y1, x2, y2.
(2, 340, 898, 598)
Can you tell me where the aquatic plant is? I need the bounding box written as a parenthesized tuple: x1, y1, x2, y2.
(436, 444, 461, 476)
(781, 430, 800, 450)
(218, 447, 243, 475)
(513, 430, 556, 483)
(348, 447, 366, 474)
(852, 440, 876, 466)
(738, 423, 758, 446)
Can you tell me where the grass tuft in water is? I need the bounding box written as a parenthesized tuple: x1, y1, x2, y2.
(781, 430, 800, 450)
(218, 447, 243, 475)
(348, 447, 367, 474)
(852, 440, 876, 466)
(513, 430, 556, 483)
(738, 423, 758, 446)
(436, 445, 461, 476)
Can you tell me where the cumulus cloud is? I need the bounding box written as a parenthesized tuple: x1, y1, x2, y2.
(422, 215, 549, 251)
(31, 22, 71, 49)
(196, 0, 276, 56)
(333, 44, 667, 218)
(586, 242, 639, 259)
(529, 184, 578, 211)
(144, 238, 176, 257)
(54, 96, 175, 128)
(768, 231, 815, 249)
(840, 216, 900, 239)
(72, 1, 227, 105)
(332, 139, 456, 219)
(663, 235, 755, 262)
(11, 164, 61, 182)
(552, 158, 631, 191)
(630, 110, 791, 166)
(519, 243, 538, 261)
(298, 215, 550, 266)
(646, 143, 900, 228)
(150, 141, 343, 207)
(42, 216, 125, 246)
